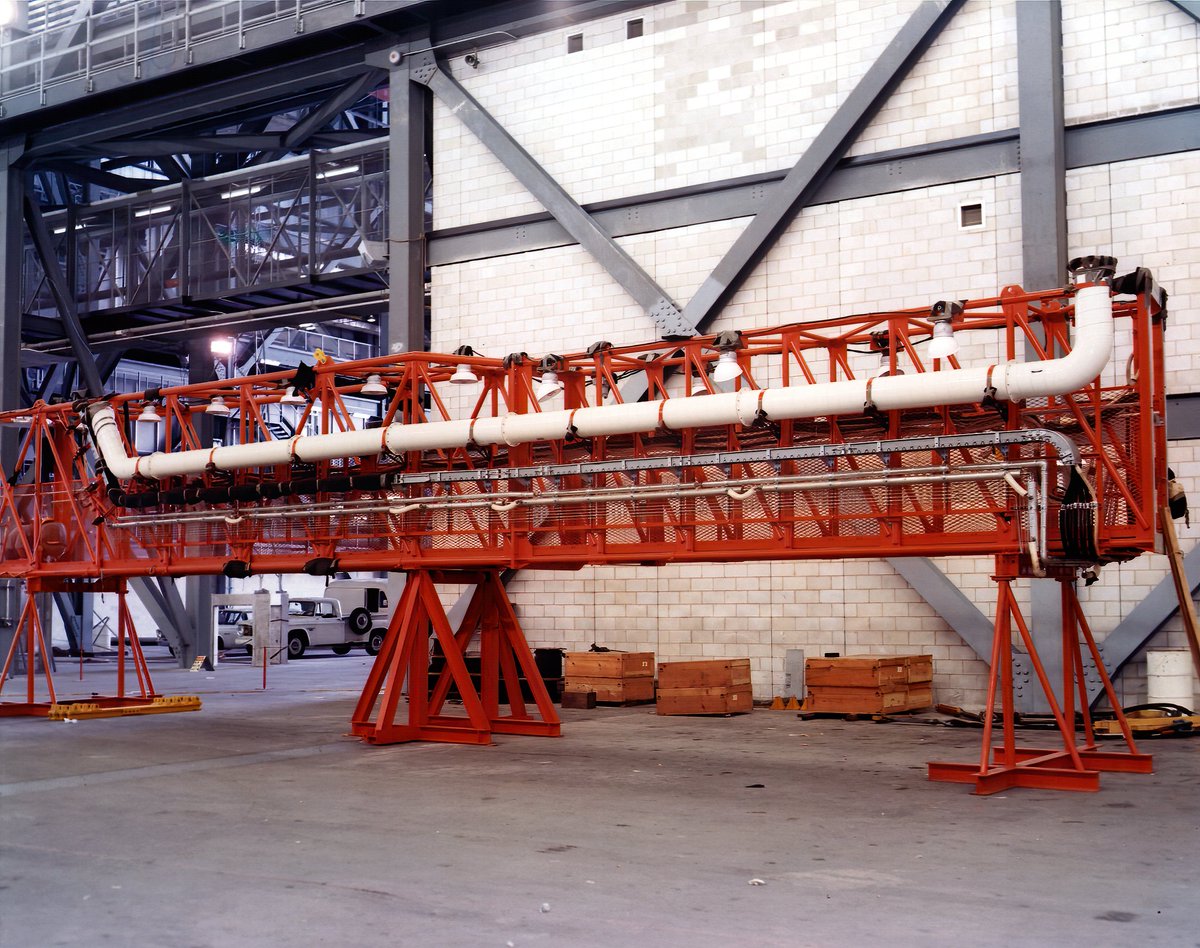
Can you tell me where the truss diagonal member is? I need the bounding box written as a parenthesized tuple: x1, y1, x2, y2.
(21, 190, 103, 397)
(679, 0, 965, 335)
(406, 52, 690, 339)
(283, 70, 387, 151)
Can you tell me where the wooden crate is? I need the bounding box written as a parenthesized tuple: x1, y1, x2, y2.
(564, 652, 655, 704)
(564, 675, 655, 704)
(656, 659, 752, 715)
(804, 654, 934, 714)
(565, 652, 655, 679)
(806, 654, 932, 688)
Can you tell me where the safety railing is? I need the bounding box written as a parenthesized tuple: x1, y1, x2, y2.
(0, 0, 368, 108)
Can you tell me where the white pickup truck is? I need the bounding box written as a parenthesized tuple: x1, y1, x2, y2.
(281, 597, 372, 659)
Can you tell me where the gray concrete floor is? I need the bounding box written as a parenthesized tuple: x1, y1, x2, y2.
(2, 650, 1198, 948)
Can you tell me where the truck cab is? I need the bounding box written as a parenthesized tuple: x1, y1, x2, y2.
(283, 596, 369, 658)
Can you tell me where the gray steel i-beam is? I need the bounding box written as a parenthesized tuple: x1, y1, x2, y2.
(22, 191, 103, 397)
(679, 0, 965, 333)
(406, 51, 690, 339)
(1017, 0, 1069, 713)
(387, 59, 429, 355)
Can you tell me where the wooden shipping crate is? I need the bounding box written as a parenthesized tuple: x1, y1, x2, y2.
(805, 654, 933, 688)
(656, 685, 753, 716)
(805, 683, 934, 715)
(656, 659, 753, 715)
(656, 658, 752, 690)
(565, 652, 655, 679)
(564, 675, 655, 704)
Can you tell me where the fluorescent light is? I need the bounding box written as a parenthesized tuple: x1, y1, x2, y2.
(210, 338, 234, 356)
(262, 358, 282, 368)
(134, 204, 175, 218)
(316, 164, 360, 181)
(220, 184, 264, 199)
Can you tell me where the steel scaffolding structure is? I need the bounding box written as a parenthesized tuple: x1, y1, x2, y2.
(0, 260, 1172, 791)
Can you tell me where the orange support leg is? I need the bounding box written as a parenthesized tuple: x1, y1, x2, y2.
(351, 570, 560, 745)
(0, 590, 56, 716)
(929, 565, 1152, 793)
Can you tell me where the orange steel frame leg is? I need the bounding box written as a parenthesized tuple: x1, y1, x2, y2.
(0, 587, 57, 716)
(351, 570, 561, 746)
(82, 582, 159, 711)
(929, 562, 1151, 794)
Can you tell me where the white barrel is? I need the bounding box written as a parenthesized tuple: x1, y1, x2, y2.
(1145, 649, 1198, 708)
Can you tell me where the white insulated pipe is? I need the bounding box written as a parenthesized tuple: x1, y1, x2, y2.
(89, 284, 1113, 482)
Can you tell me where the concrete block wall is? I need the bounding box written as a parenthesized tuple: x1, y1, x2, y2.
(427, 0, 1199, 708)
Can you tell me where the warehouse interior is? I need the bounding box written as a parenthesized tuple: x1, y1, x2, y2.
(1, 0, 1198, 944)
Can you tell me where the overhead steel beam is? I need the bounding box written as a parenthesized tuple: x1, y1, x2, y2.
(20, 48, 378, 161)
(37, 159, 147, 194)
(283, 69, 388, 150)
(407, 52, 690, 338)
(1166, 1, 1200, 24)
(428, 105, 1198, 266)
(680, 0, 965, 333)
(21, 190, 103, 397)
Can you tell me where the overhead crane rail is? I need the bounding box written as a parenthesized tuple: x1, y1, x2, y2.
(0, 256, 1173, 792)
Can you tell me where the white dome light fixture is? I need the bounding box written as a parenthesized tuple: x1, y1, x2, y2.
(450, 346, 481, 385)
(535, 355, 566, 402)
(361, 374, 388, 396)
(927, 300, 963, 361)
(136, 402, 162, 424)
(205, 396, 232, 416)
(711, 330, 744, 384)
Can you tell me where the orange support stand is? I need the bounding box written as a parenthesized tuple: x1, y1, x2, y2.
(71, 582, 159, 713)
(0, 587, 56, 716)
(351, 570, 561, 746)
(929, 560, 1151, 794)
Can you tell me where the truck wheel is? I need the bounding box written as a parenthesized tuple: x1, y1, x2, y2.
(366, 629, 385, 656)
(287, 631, 306, 659)
(331, 644, 352, 655)
(347, 608, 372, 635)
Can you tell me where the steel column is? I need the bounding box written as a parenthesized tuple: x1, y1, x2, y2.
(1017, 1, 1069, 712)
(0, 139, 24, 476)
(386, 58, 429, 355)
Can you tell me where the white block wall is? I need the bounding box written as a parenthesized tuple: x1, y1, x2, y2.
(426, 0, 1200, 708)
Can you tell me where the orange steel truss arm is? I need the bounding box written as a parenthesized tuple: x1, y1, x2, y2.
(0, 273, 1168, 585)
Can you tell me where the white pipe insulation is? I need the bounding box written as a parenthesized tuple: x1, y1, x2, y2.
(89, 284, 1113, 482)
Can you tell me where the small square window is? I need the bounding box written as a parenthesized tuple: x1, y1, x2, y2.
(627, 18, 644, 39)
(959, 202, 984, 228)
(567, 33, 583, 54)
